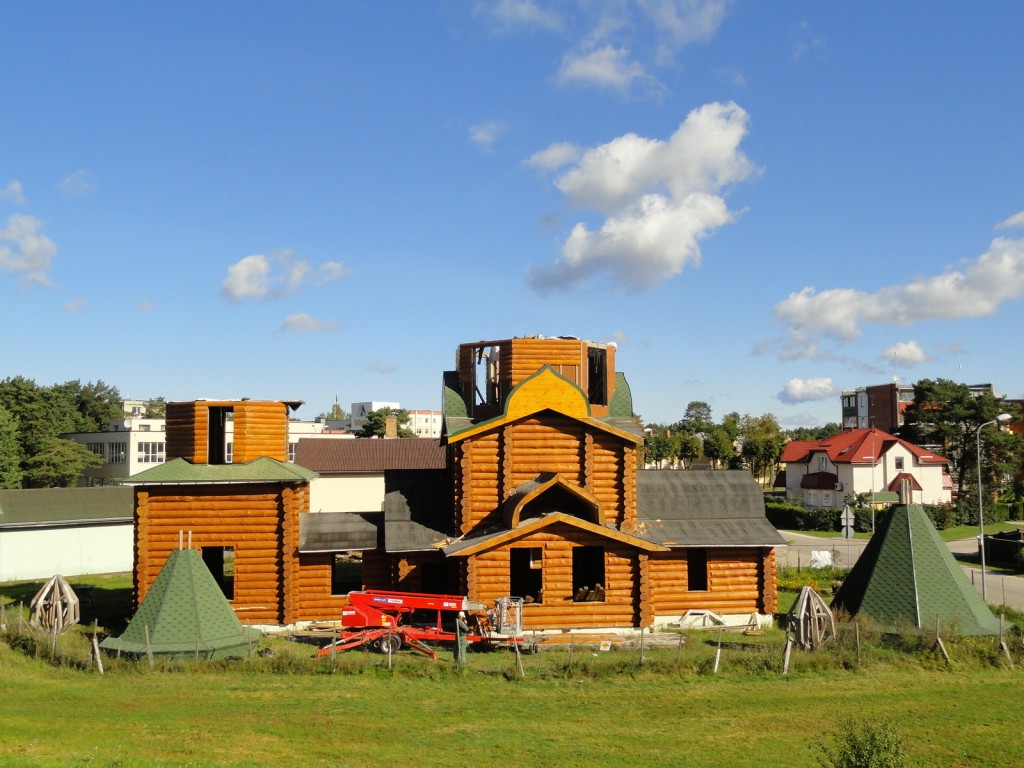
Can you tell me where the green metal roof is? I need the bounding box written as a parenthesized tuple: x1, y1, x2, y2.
(0, 487, 132, 528)
(100, 548, 261, 659)
(608, 372, 634, 418)
(635, 470, 786, 547)
(832, 505, 1000, 636)
(125, 457, 316, 485)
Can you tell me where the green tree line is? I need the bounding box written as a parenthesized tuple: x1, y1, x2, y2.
(0, 377, 127, 489)
(641, 400, 839, 485)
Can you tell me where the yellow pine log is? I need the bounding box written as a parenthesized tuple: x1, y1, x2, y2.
(148, 524, 280, 535)
(148, 494, 282, 504)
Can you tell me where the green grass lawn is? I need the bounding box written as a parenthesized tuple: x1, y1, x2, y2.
(938, 521, 1019, 542)
(1, 636, 1022, 768)
(4, 574, 1024, 767)
(781, 521, 1019, 542)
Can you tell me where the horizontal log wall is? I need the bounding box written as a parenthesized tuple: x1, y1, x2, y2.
(165, 402, 199, 462)
(293, 553, 346, 620)
(458, 416, 633, 535)
(459, 433, 501, 533)
(233, 401, 289, 463)
(135, 483, 301, 624)
(507, 337, 585, 389)
(648, 548, 775, 616)
(465, 524, 640, 630)
(164, 401, 289, 464)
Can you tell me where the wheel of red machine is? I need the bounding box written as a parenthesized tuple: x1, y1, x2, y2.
(377, 633, 402, 654)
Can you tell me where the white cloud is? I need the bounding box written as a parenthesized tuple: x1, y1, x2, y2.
(996, 211, 1024, 231)
(319, 261, 352, 283)
(63, 298, 87, 313)
(638, 0, 731, 63)
(883, 340, 931, 367)
(138, 299, 156, 312)
(222, 254, 272, 302)
(485, 0, 562, 31)
(0, 180, 25, 204)
(58, 169, 95, 198)
(778, 377, 839, 404)
(278, 313, 337, 333)
(527, 101, 756, 292)
(790, 20, 826, 61)
(771, 234, 1024, 358)
(222, 250, 347, 302)
(556, 44, 652, 94)
(468, 121, 505, 151)
(368, 361, 397, 374)
(525, 142, 581, 172)
(0, 214, 57, 287)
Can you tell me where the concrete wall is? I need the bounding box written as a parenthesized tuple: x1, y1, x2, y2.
(308, 474, 386, 513)
(0, 523, 133, 582)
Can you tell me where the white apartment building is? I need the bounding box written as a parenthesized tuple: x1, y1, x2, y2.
(407, 409, 443, 438)
(65, 416, 351, 486)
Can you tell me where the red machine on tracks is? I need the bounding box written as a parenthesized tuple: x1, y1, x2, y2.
(316, 590, 525, 661)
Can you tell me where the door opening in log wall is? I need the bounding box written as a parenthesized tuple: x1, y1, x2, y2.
(331, 554, 362, 596)
(202, 546, 234, 600)
(510, 547, 543, 604)
(687, 549, 708, 591)
(207, 406, 233, 465)
(587, 346, 607, 405)
(572, 546, 605, 602)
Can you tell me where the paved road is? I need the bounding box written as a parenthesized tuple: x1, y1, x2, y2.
(778, 531, 1024, 611)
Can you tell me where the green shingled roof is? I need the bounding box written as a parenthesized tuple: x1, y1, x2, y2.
(125, 457, 316, 485)
(0, 487, 131, 527)
(832, 505, 1000, 636)
(100, 548, 261, 659)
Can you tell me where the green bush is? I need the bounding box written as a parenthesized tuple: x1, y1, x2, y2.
(993, 503, 1010, 523)
(817, 716, 912, 768)
(765, 500, 843, 531)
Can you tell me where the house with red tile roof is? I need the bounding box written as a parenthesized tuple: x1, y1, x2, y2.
(779, 427, 952, 508)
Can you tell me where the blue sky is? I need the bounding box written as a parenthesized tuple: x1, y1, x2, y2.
(3, 2, 1024, 427)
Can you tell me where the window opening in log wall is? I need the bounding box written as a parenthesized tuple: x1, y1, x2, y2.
(587, 346, 607, 405)
(207, 406, 233, 465)
(418, 561, 448, 594)
(510, 547, 543, 604)
(331, 553, 362, 596)
(687, 549, 708, 592)
(202, 546, 235, 600)
(472, 344, 501, 408)
(572, 546, 605, 602)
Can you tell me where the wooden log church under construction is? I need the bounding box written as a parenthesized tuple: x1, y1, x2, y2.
(128, 336, 784, 630)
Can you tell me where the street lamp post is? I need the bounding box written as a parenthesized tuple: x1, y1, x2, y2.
(977, 412, 1012, 603)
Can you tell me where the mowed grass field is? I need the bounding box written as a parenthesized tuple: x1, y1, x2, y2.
(3, 573, 1023, 767)
(2, 638, 1023, 768)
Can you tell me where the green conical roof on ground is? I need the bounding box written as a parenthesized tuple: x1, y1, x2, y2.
(101, 548, 261, 659)
(832, 505, 1000, 636)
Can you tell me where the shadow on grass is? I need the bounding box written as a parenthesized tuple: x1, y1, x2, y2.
(0, 574, 133, 635)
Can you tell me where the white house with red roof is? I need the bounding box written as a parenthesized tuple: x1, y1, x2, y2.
(779, 427, 952, 508)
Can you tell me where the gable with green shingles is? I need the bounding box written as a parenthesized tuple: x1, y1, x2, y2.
(101, 548, 261, 659)
(832, 505, 1000, 635)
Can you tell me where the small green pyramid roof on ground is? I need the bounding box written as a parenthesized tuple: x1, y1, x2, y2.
(832, 505, 1000, 636)
(101, 548, 261, 659)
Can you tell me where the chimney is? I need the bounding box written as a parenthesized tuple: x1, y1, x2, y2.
(385, 414, 398, 439)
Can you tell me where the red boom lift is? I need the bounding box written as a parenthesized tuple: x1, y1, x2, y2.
(316, 590, 525, 661)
